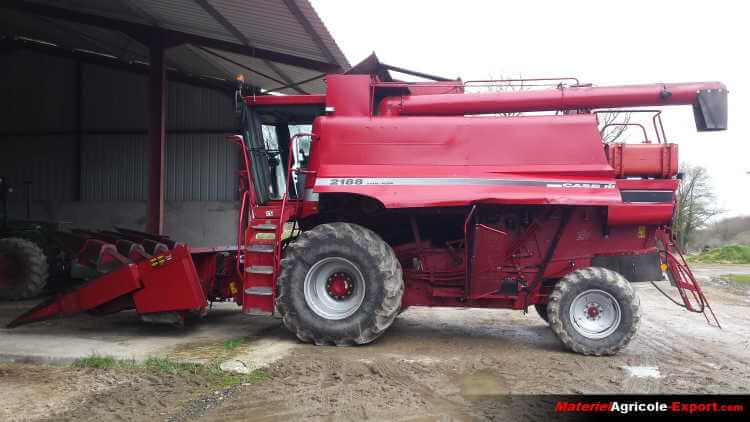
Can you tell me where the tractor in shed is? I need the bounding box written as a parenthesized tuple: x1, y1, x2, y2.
(7, 62, 727, 356)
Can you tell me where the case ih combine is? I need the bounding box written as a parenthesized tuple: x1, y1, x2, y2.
(6, 62, 727, 356)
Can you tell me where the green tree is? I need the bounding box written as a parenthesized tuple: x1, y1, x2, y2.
(674, 164, 722, 250)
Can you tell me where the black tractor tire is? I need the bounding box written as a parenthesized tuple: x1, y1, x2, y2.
(0, 237, 49, 300)
(534, 303, 549, 323)
(276, 223, 404, 346)
(548, 267, 640, 356)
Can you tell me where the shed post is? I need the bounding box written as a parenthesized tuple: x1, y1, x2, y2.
(146, 33, 166, 234)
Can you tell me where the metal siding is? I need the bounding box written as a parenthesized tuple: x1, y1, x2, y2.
(0, 135, 77, 201)
(130, 0, 237, 44)
(209, 0, 325, 61)
(80, 134, 148, 201)
(78, 66, 239, 201)
(167, 81, 236, 131)
(0, 50, 77, 132)
(82, 64, 148, 131)
(79, 134, 238, 202)
(166, 134, 239, 201)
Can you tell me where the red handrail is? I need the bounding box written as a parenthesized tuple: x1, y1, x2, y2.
(275, 133, 312, 275)
(226, 135, 255, 279)
(656, 228, 720, 327)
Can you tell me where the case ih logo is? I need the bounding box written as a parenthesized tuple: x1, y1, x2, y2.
(547, 182, 616, 189)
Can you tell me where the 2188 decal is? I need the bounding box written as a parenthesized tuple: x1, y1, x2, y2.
(328, 178, 364, 185)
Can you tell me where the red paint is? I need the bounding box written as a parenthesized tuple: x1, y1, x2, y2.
(327, 273, 351, 298)
(7, 244, 207, 327)
(9, 71, 727, 329)
(587, 306, 600, 319)
(379, 82, 726, 116)
(606, 143, 678, 178)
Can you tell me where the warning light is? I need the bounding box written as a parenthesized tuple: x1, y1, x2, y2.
(235, 74, 245, 83)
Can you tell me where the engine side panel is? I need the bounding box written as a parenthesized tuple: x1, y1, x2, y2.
(309, 114, 623, 208)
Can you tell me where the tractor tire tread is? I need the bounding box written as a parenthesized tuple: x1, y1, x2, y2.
(547, 267, 640, 356)
(0, 237, 49, 300)
(276, 223, 403, 346)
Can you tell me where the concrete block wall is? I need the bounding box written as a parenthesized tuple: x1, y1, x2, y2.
(4, 200, 239, 247)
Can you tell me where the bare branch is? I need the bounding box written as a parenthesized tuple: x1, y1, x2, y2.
(674, 164, 723, 250)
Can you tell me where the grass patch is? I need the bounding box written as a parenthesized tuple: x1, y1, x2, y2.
(722, 274, 750, 284)
(72, 354, 122, 369)
(689, 245, 750, 264)
(223, 337, 246, 351)
(72, 354, 269, 388)
(143, 356, 203, 375)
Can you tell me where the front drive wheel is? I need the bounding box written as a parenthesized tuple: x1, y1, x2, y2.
(276, 223, 404, 346)
(0, 237, 49, 300)
(548, 267, 640, 356)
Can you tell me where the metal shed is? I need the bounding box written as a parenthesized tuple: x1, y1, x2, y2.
(0, 0, 349, 246)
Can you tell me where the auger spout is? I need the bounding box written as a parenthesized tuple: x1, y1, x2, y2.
(379, 81, 727, 131)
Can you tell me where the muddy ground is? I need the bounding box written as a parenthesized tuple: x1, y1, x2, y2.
(1, 265, 749, 421)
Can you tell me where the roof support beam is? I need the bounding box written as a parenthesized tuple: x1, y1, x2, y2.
(197, 46, 287, 87)
(266, 72, 326, 94)
(192, 0, 307, 94)
(4, 36, 237, 92)
(1, 0, 341, 73)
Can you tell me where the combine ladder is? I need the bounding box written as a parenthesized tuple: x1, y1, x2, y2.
(231, 133, 309, 316)
(241, 201, 284, 315)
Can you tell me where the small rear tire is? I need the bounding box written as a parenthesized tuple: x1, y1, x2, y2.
(0, 238, 49, 300)
(548, 267, 640, 356)
(276, 223, 404, 346)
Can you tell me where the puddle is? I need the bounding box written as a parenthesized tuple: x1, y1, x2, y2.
(455, 369, 509, 398)
(621, 366, 662, 378)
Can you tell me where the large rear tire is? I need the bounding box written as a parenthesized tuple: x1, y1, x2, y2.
(534, 303, 549, 323)
(0, 237, 49, 300)
(276, 223, 404, 346)
(548, 267, 639, 356)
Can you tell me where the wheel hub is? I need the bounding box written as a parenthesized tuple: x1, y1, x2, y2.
(569, 289, 622, 339)
(326, 272, 354, 300)
(585, 303, 601, 320)
(303, 257, 366, 320)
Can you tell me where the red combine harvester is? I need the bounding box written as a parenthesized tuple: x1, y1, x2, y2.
(8, 62, 728, 356)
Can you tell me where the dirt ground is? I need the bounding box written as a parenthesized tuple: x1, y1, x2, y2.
(1, 264, 749, 421)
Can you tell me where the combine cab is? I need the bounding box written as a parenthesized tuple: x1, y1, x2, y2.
(8, 59, 727, 356)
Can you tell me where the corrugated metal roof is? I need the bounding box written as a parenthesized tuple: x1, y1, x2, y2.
(0, 0, 349, 93)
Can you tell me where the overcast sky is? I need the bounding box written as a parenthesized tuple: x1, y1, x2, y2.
(311, 0, 749, 217)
